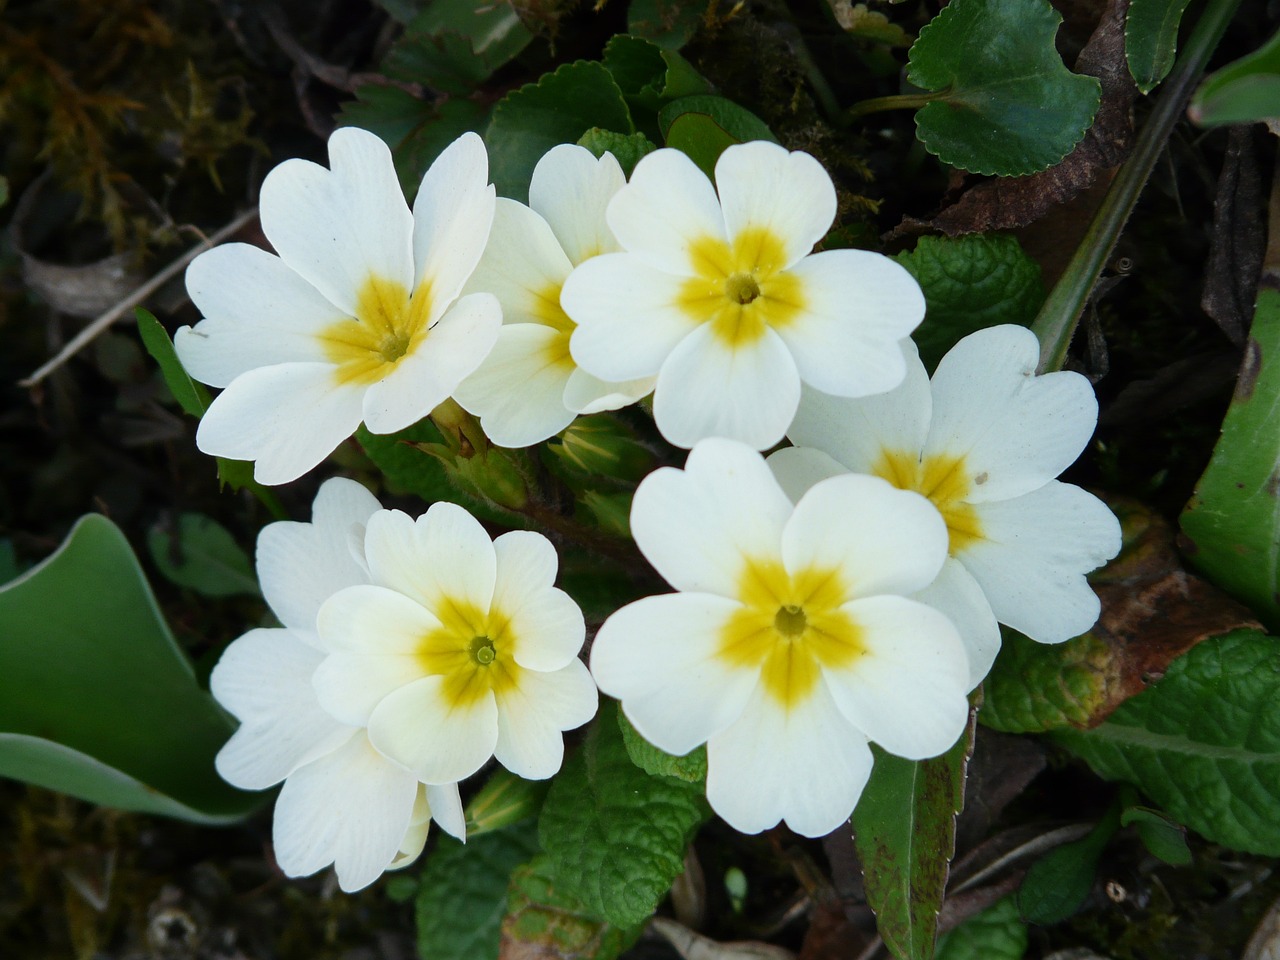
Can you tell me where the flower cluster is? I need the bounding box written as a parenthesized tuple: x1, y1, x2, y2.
(189, 126, 1120, 887)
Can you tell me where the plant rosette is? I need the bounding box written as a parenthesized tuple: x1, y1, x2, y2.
(175, 128, 502, 485)
(453, 144, 656, 447)
(773, 324, 1122, 688)
(310, 502, 598, 785)
(561, 141, 925, 450)
(210, 478, 465, 893)
(590, 438, 971, 836)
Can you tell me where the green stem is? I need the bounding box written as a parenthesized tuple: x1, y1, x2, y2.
(1030, 0, 1244, 372)
(846, 89, 949, 120)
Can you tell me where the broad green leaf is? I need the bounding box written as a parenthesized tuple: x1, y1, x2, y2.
(136, 307, 210, 418)
(577, 128, 657, 176)
(603, 34, 711, 122)
(907, 0, 1101, 176)
(537, 703, 709, 928)
(1016, 809, 1118, 924)
(1120, 806, 1193, 866)
(1181, 288, 1280, 629)
(658, 95, 777, 181)
(502, 854, 641, 959)
(1189, 28, 1280, 126)
(147, 513, 258, 598)
(895, 234, 1044, 371)
(1054, 629, 1280, 855)
(852, 711, 975, 960)
(0, 515, 257, 823)
(415, 823, 540, 960)
(935, 897, 1027, 960)
(617, 708, 706, 783)
(486, 61, 634, 202)
(627, 0, 706, 51)
(465, 768, 549, 835)
(980, 627, 1113, 733)
(404, 0, 532, 74)
(1125, 0, 1196, 93)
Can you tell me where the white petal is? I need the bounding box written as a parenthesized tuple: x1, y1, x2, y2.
(452, 324, 577, 447)
(926, 325, 1099, 502)
(255, 477, 380, 633)
(715, 142, 835, 271)
(959, 481, 1121, 643)
(652, 323, 800, 450)
(564, 254, 697, 381)
(530, 144, 625, 264)
(368, 677, 499, 784)
(562, 367, 655, 414)
(773, 251, 922, 398)
(912, 557, 1001, 691)
(316, 583, 441, 655)
(195, 363, 365, 485)
(272, 732, 419, 893)
(361, 291, 502, 435)
(461, 198, 573, 322)
(706, 681, 873, 837)
(412, 132, 497, 309)
(822, 595, 970, 759)
(260, 127, 414, 317)
(312, 650, 425, 727)
(765, 446, 847, 504)
(787, 341, 932, 473)
(492, 532, 584, 672)
(211, 628, 356, 790)
(782, 474, 948, 599)
(425, 782, 466, 841)
(178, 243, 339, 387)
(607, 148, 726, 275)
(363, 502, 497, 615)
(591, 593, 759, 756)
(630, 438, 793, 597)
(493, 659, 598, 779)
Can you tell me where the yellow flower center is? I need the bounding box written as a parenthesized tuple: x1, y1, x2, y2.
(871, 450, 984, 553)
(718, 559, 865, 710)
(415, 598, 521, 708)
(319, 274, 434, 386)
(531, 281, 576, 370)
(675, 226, 806, 349)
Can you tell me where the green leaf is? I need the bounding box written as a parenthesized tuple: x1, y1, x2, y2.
(415, 823, 540, 960)
(980, 627, 1114, 734)
(852, 711, 975, 960)
(603, 34, 711, 120)
(627, 0, 706, 51)
(577, 128, 657, 177)
(147, 513, 259, 598)
(1181, 288, 1280, 629)
(486, 61, 634, 202)
(907, 0, 1102, 176)
(895, 234, 1044, 371)
(0, 515, 258, 823)
(1054, 629, 1280, 855)
(1016, 808, 1118, 925)
(1189, 27, 1280, 126)
(404, 0, 533, 77)
(658, 95, 777, 181)
(502, 854, 641, 959)
(136, 307, 209, 418)
(935, 897, 1027, 960)
(617, 708, 706, 783)
(538, 703, 709, 928)
(1125, 0, 1196, 93)
(0, 540, 21, 586)
(1120, 806, 1193, 866)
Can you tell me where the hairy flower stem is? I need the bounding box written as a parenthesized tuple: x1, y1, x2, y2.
(1030, 0, 1244, 373)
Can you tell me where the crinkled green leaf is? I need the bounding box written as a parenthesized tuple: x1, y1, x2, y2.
(486, 61, 634, 202)
(980, 627, 1114, 734)
(1054, 630, 1280, 855)
(1181, 288, 1280, 629)
(852, 710, 975, 960)
(502, 854, 641, 959)
(1189, 28, 1280, 126)
(538, 703, 709, 928)
(1016, 808, 1118, 924)
(577, 128, 657, 177)
(617, 708, 706, 783)
(935, 897, 1027, 960)
(627, 0, 706, 51)
(895, 234, 1044, 371)
(603, 34, 711, 122)
(136, 307, 210, 418)
(0, 515, 258, 823)
(658, 95, 777, 181)
(1120, 805, 1193, 866)
(1125, 0, 1196, 93)
(907, 0, 1101, 176)
(415, 823, 540, 960)
(147, 513, 258, 598)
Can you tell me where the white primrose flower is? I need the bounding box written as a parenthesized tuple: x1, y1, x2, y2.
(590, 439, 970, 837)
(453, 144, 656, 446)
(175, 128, 502, 485)
(310, 502, 599, 786)
(210, 478, 464, 893)
(561, 141, 925, 450)
(773, 324, 1124, 689)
